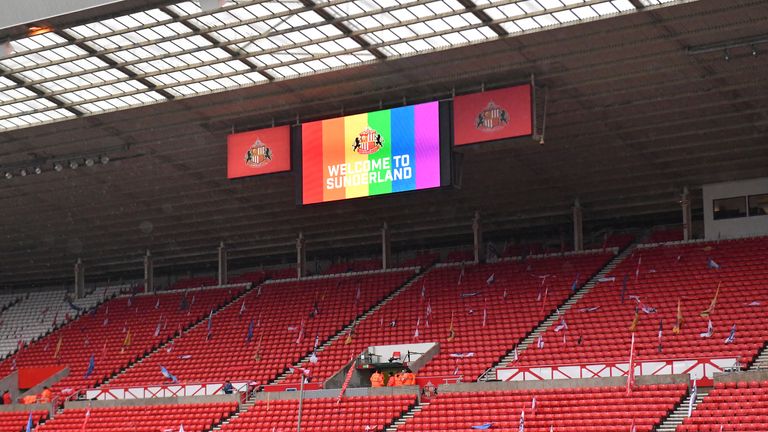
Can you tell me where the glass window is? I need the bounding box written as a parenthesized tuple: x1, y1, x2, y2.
(713, 196, 747, 220)
(748, 194, 768, 217)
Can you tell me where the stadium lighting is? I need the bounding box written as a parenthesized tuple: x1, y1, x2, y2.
(33, 167, 42, 175)
(100, 155, 110, 165)
(85, 158, 95, 167)
(724, 49, 730, 61)
(54, 163, 63, 172)
(19, 169, 27, 177)
(69, 160, 79, 170)
(4, 172, 12, 179)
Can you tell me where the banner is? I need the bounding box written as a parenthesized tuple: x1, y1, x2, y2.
(227, 125, 291, 179)
(301, 101, 442, 204)
(453, 84, 533, 146)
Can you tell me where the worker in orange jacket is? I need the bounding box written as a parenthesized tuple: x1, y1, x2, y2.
(403, 369, 416, 386)
(387, 372, 399, 387)
(370, 370, 385, 388)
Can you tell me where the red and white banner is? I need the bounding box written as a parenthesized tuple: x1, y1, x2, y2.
(85, 381, 251, 400)
(227, 125, 291, 179)
(496, 357, 739, 382)
(453, 84, 532, 146)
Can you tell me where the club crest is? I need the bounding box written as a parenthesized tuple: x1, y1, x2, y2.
(352, 127, 383, 155)
(244, 139, 273, 167)
(475, 101, 509, 131)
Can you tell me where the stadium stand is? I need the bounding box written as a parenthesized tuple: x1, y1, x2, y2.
(284, 252, 613, 384)
(398, 253, 440, 269)
(398, 383, 686, 432)
(170, 277, 220, 291)
(0, 286, 242, 398)
(518, 236, 768, 368)
(0, 411, 48, 431)
(36, 402, 237, 432)
(445, 250, 474, 263)
(227, 271, 267, 286)
(218, 394, 416, 432)
(677, 380, 768, 432)
(323, 258, 383, 275)
(0, 285, 123, 358)
(108, 271, 414, 388)
(647, 228, 686, 244)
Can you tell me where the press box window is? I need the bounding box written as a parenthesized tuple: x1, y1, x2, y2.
(713, 196, 747, 220)
(748, 194, 768, 216)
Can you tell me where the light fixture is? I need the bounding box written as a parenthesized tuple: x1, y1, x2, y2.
(69, 160, 79, 170)
(33, 167, 42, 175)
(27, 25, 53, 36)
(100, 155, 110, 165)
(19, 169, 27, 177)
(752, 45, 758, 57)
(54, 163, 63, 172)
(4, 172, 12, 179)
(85, 158, 95, 167)
(724, 49, 730, 61)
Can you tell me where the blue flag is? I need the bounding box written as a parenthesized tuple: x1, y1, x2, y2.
(246, 319, 254, 342)
(571, 273, 580, 292)
(472, 423, 494, 429)
(25, 412, 33, 432)
(207, 310, 213, 339)
(707, 257, 720, 270)
(725, 324, 736, 344)
(620, 274, 628, 303)
(160, 365, 178, 383)
(84, 353, 95, 378)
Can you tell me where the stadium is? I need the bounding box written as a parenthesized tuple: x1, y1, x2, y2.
(0, 0, 767, 430)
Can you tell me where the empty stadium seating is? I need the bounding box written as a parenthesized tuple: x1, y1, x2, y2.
(285, 252, 612, 384)
(36, 402, 237, 432)
(518, 237, 768, 368)
(0, 285, 122, 358)
(0, 286, 242, 398)
(398, 252, 440, 269)
(647, 228, 685, 244)
(323, 258, 383, 275)
(399, 384, 686, 432)
(218, 394, 416, 432)
(170, 276, 219, 291)
(0, 411, 47, 431)
(107, 271, 414, 388)
(677, 380, 768, 432)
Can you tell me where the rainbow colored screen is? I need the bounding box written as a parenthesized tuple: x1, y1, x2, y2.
(301, 101, 441, 204)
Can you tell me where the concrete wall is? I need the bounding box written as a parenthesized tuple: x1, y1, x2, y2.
(0, 371, 19, 401)
(252, 385, 419, 401)
(65, 393, 239, 409)
(442, 374, 690, 393)
(714, 369, 768, 384)
(703, 178, 768, 240)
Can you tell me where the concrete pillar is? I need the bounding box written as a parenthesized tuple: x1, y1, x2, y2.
(381, 223, 391, 270)
(74, 258, 85, 299)
(218, 241, 228, 285)
(472, 211, 483, 264)
(681, 186, 692, 241)
(573, 199, 584, 252)
(144, 249, 154, 293)
(296, 232, 306, 279)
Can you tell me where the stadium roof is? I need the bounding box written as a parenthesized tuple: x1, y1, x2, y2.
(0, 0, 766, 286)
(0, 0, 683, 132)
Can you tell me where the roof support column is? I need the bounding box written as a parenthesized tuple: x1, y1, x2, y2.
(218, 242, 228, 286)
(681, 186, 692, 241)
(573, 199, 584, 252)
(144, 250, 154, 293)
(473, 211, 483, 264)
(74, 258, 85, 299)
(381, 223, 391, 270)
(297, 232, 306, 279)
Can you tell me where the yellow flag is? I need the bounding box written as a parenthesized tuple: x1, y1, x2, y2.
(700, 282, 721, 317)
(53, 335, 62, 359)
(123, 330, 132, 346)
(629, 309, 639, 332)
(447, 312, 455, 342)
(672, 299, 683, 334)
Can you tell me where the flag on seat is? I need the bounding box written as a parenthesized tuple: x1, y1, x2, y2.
(239, 300, 246, 315)
(537, 335, 544, 349)
(700, 320, 714, 338)
(688, 380, 697, 417)
(554, 316, 568, 333)
(54, 335, 63, 359)
(620, 274, 628, 303)
(672, 299, 683, 334)
(246, 319, 255, 342)
(207, 310, 213, 340)
(179, 424, 185, 432)
(80, 404, 91, 432)
(486, 273, 495, 286)
(471, 423, 493, 430)
(519, 409, 525, 432)
(413, 317, 421, 340)
(457, 263, 465, 285)
(658, 319, 663, 352)
(629, 307, 640, 332)
(160, 365, 178, 383)
(155, 298, 160, 309)
(25, 412, 33, 432)
(707, 257, 720, 269)
(626, 333, 636, 396)
(447, 312, 455, 341)
(571, 273, 580, 292)
(84, 354, 95, 378)
(725, 324, 736, 344)
(700, 282, 721, 317)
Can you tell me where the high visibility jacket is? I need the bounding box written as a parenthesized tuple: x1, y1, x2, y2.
(370, 372, 385, 387)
